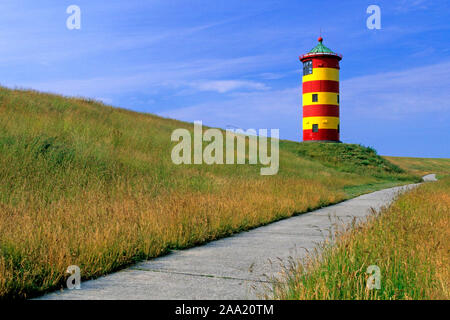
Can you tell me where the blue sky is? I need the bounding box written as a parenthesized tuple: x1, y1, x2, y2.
(0, 0, 449, 157)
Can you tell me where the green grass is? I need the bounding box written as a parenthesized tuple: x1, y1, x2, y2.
(270, 177, 450, 300)
(383, 156, 450, 178)
(290, 142, 404, 175)
(0, 86, 423, 299)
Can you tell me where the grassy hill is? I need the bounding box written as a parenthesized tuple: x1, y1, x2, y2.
(0, 87, 422, 299)
(383, 156, 450, 178)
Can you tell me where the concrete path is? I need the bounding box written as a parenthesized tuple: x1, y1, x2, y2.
(40, 183, 421, 300)
(422, 173, 437, 181)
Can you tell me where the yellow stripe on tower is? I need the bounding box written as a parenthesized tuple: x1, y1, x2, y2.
(302, 92, 339, 106)
(302, 67, 339, 82)
(303, 116, 339, 130)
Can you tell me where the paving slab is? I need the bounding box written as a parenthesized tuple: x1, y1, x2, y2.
(38, 183, 420, 300)
(423, 174, 437, 181)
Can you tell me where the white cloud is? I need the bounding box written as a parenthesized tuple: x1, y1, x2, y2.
(95, 97, 114, 105)
(341, 60, 450, 119)
(395, 0, 429, 12)
(17, 54, 283, 97)
(259, 72, 287, 80)
(158, 88, 300, 137)
(160, 60, 450, 140)
(0, 6, 249, 66)
(189, 80, 269, 93)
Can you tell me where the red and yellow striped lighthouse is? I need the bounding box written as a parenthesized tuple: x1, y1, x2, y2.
(300, 37, 342, 142)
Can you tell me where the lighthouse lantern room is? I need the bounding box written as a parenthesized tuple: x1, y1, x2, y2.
(300, 37, 342, 142)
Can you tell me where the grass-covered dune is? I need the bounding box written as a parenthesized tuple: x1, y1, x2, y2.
(0, 87, 420, 299)
(383, 156, 450, 178)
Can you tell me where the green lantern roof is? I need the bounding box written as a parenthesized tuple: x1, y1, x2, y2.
(299, 37, 342, 62)
(309, 37, 335, 54)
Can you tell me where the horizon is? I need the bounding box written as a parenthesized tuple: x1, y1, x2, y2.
(0, 0, 449, 157)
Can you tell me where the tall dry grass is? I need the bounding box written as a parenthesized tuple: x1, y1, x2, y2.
(270, 177, 450, 300)
(383, 156, 450, 177)
(0, 87, 420, 298)
(0, 177, 344, 299)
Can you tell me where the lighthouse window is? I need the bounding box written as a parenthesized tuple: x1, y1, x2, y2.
(337, 95, 339, 103)
(312, 94, 318, 102)
(312, 124, 319, 132)
(303, 60, 313, 75)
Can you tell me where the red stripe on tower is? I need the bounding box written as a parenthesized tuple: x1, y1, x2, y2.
(303, 80, 339, 93)
(303, 129, 339, 141)
(312, 57, 340, 69)
(303, 105, 339, 117)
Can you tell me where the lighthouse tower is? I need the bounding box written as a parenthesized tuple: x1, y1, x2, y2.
(300, 37, 342, 142)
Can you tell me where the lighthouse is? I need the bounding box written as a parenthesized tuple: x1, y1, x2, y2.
(300, 37, 342, 142)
